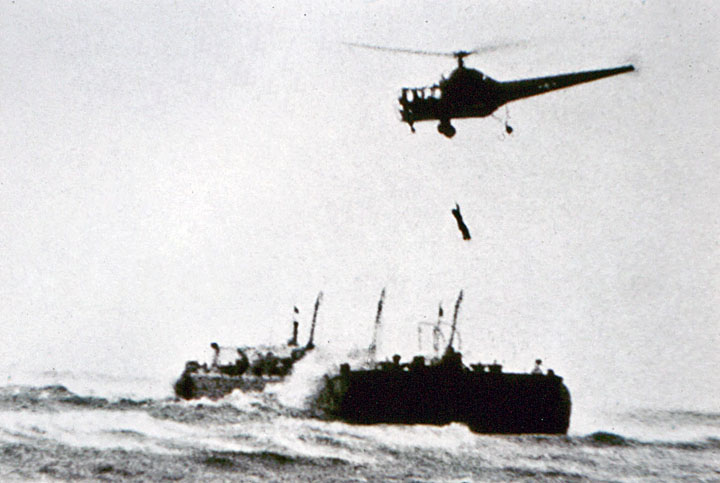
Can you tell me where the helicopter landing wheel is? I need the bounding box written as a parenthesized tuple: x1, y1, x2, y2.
(437, 121, 456, 138)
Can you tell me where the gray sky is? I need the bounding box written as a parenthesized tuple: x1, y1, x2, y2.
(1, 1, 719, 412)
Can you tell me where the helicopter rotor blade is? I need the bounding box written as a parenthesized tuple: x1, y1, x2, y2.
(344, 42, 456, 57)
(462, 40, 527, 57)
(345, 41, 525, 59)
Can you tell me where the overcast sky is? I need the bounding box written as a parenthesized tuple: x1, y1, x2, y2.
(1, 1, 718, 412)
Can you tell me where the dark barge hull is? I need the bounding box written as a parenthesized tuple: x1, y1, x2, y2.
(174, 373, 277, 400)
(317, 365, 571, 434)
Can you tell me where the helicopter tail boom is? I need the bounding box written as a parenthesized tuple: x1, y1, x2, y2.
(498, 65, 635, 104)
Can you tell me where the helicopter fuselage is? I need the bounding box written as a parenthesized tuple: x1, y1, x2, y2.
(398, 63, 635, 138)
(399, 67, 504, 137)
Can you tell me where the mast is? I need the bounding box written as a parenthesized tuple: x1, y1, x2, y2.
(433, 303, 444, 354)
(288, 306, 299, 346)
(368, 288, 386, 361)
(305, 292, 322, 349)
(417, 303, 444, 353)
(446, 290, 463, 352)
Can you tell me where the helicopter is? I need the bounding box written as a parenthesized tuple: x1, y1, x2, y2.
(348, 43, 634, 138)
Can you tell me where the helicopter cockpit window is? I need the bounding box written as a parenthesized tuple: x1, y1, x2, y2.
(404, 87, 439, 102)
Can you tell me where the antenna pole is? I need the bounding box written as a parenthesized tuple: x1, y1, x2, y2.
(446, 290, 463, 351)
(433, 303, 444, 354)
(306, 292, 322, 349)
(368, 288, 386, 360)
(288, 306, 299, 346)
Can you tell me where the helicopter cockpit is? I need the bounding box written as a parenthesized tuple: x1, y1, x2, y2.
(398, 85, 442, 133)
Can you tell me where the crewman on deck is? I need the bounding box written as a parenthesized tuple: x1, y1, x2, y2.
(532, 359, 544, 375)
(211, 342, 220, 368)
(235, 348, 249, 375)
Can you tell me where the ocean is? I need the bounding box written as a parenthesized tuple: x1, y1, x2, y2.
(1, 354, 718, 482)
